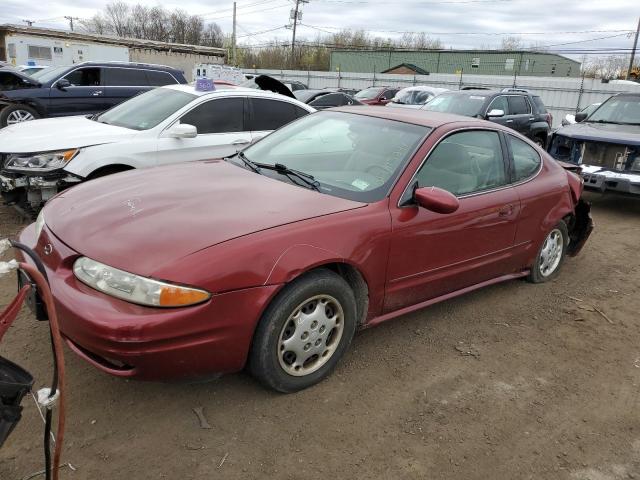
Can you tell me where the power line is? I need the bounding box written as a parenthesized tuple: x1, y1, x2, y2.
(201, 2, 291, 19)
(238, 25, 289, 37)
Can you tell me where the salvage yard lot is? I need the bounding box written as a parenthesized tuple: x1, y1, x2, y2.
(0, 192, 639, 480)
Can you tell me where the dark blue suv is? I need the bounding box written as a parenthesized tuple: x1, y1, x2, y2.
(0, 62, 187, 127)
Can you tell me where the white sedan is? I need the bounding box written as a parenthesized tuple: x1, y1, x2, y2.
(0, 84, 315, 212)
(386, 86, 448, 109)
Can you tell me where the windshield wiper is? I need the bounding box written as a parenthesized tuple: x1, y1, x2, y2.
(588, 119, 623, 124)
(254, 162, 321, 191)
(232, 151, 261, 173)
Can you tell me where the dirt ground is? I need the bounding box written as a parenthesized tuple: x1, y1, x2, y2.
(0, 191, 639, 480)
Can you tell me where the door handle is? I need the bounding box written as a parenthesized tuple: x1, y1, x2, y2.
(91, 90, 103, 96)
(505, 119, 514, 123)
(231, 139, 250, 145)
(529, 117, 535, 121)
(498, 204, 514, 217)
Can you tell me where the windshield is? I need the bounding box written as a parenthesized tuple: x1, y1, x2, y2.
(393, 89, 432, 105)
(238, 111, 430, 202)
(294, 90, 325, 103)
(355, 87, 384, 101)
(423, 93, 486, 117)
(30, 65, 70, 83)
(587, 96, 640, 124)
(96, 88, 196, 130)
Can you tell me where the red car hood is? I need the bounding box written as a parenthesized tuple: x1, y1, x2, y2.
(45, 160, 364, 276)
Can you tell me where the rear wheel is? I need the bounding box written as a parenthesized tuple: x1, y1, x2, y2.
(528, 221, 569, 283)
(249, 269, 357, 393)
(0, 105, 40, 127)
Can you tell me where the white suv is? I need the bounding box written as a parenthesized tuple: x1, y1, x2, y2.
(0, 84, 315, 213)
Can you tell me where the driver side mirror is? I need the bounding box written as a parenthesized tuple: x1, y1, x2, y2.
(486, 109, 505, 118)
(575, 112, 588, 123)
(414, 186, 460, 214)
(56, 79, 71, 90)
(166, 123, 198, 139)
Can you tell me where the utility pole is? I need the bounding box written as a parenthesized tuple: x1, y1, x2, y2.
(22, 19, 35, 27)
(289, 0, 308, 68)
(627, 16, 640, 79)
(64, 16, 80, 31)
(232, 2, 237, 66)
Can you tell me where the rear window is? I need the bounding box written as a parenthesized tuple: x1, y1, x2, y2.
(531, 96, 547, 113)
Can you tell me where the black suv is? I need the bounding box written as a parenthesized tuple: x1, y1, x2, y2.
(0, 62, 187, 127)
(423, 88, 552, 147)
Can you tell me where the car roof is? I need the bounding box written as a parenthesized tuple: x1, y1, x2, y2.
(330, 105, 509, 130)
(73, 61, 180, 71)
(161, 83, 314, 106)
(398, 86, 447, 93)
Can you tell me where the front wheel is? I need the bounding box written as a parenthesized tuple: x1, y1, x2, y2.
(0, 105, 40, 127)
(528, 221, 569, 283)
(249, 269, 357, 393)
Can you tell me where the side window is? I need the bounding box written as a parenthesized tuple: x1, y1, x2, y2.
(294, 105, 310, 118)
(383, 89, 398, 100)
(104, 68, 147, 87)
(249, 98, 299, 131)
(488, 96, 509, 115)
(309, 93, 340, 107)
(508, 135, 541, 182)
(179, 98, 244, 134)
(507, 96, 530, 115)
(146, 71, 177, 86)
(415, 130, 506, 196)
(63, 67, 101, 86)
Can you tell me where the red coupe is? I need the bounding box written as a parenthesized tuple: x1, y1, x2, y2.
(17, 107, 593, 392)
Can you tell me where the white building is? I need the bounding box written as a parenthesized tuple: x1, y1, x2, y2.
(0, 25, 226, 81)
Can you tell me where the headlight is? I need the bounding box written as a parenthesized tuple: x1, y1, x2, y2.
(4, 149, 79, 173)
(34, 209, 45, 239)
(73, 257, 211, 308)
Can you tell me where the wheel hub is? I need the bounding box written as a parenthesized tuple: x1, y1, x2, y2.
(539, 228, 563, 277)
(7, 110, 35, 124)
(278, 295, 344, 377)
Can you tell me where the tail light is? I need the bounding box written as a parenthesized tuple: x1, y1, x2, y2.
(545, 112, 553, 126)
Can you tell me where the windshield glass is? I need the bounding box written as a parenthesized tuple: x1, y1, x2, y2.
(30, 66, 70, 83)
(355, 87, 384, 100)
(587, 96, 640, 124)
(239, 111, 430, 202)
(393, 89, 432, 105)
(96, 88, 196, 130)
(423, 93, 486, 117)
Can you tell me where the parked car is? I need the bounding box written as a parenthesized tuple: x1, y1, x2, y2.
(423, 89, 552, 147)
(0, 61, 187, 127)
(549, 93, 640, 195)
(294, 89, 362, 109)
(0, 83, 315, 214)
(0, 66, 36, 93)
(354, 86, 400, 105)
(387, 86, 448, 109)
(283, 81, 308, 92)
(16, 107, 592, 392)
(562, 103, 601, 126)
(17, 65, 48, 76)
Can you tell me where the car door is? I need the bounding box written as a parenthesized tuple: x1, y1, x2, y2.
(248, 97, 309, 143)
(384, 129, 521, 313)
(156, 96, 250, 165)
(48, 66, 107, 116)
(506, 95, 533, 135)
(485, 95, 510, 126)
(103, 67, 151, 110)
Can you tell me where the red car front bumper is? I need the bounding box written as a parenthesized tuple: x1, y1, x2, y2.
(17, 224, 280, 381)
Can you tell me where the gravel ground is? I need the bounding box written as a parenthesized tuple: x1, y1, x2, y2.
(0, 191, 639, 480)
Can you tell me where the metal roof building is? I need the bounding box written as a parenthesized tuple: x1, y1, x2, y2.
(330, 50, 581, 77)
(0, 25, 226, 81)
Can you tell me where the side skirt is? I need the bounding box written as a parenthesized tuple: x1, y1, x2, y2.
(363, 271, 529, 329)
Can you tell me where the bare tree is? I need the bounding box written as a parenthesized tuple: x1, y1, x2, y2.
(501, 36, 523, 50)
(105, 1, 131, 37)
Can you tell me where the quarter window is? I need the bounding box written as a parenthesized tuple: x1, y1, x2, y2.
(415, 130, 506, 196)
(63, 67, 101, 86)
(249, 98, 300, 131)
(146, 70, 177, 86)
(180, 98, 244, 134)
(508, 135, 541, 182)
(507, 96, 530, 115)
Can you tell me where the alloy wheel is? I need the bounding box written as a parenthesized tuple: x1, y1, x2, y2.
(6, 110, 35, 124)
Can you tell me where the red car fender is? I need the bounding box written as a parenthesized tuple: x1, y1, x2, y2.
(264, 243, 348, 285)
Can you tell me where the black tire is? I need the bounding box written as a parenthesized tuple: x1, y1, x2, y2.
(249, 269, 357, 393)
(528, 220, 569, 283)
(0, 104, 40, 128)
